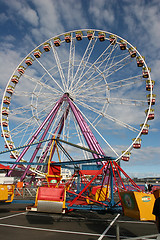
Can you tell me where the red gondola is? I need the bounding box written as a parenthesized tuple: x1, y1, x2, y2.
(145, 109, 154, 120)
(43, 42, 51, 51)
(146, 80, 155, 91)
(25, 57, 33, 66)
(3, 96, 11, 105)
(64, 34, 71, 43)
(128, 47, 136, 58)
(98, 32, 106, 42)
(75, 31, 83, 41)
(132, 138, 141, 149)
(6, 85, 14, 94)
(109, 35, 117, 45)
(2, 107, 9, 116)
(34, 49, 41, 58)
(147, 94, 156, 105)
(18, 65, 25, 74)
(54, 38, 61, 47)
(119, 40, 127, 50)
(140, 124, 149, 135)
(87, 31, 94, 40)
(11, 75, 19, 84)
(2, 118, 9, 127)
(121, 151, 131, 161)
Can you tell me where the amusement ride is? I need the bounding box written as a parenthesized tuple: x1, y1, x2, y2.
(0, 29, 156, 214)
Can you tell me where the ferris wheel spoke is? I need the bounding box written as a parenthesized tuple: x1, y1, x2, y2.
(108, 74, 143, 88)
(103, 54, 131, 78)
(75, 54, 132, 96)
(71, 42, 114, 91)
(23, 73, 62, 95)
(71, 32, 97, 91)
(50, 41, 67, 91)
(77, 94, 147, 107)
(109, 79, 144, 91)
(74, 74, 107, 97)
(67, 34, 75, 90)
(32, 58, 64, 92)
(73, 50, 128, 94)
(73, 68, 106, 96)
(9, 99, 58, 136)
(75, 99, 139, 132)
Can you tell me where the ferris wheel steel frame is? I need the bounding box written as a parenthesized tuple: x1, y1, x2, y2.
(0, 29, 155, 210)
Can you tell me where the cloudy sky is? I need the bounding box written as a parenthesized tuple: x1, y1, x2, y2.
(0, 0, 160, 178)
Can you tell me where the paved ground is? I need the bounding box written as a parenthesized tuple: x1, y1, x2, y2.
(0, 202, 159, 240)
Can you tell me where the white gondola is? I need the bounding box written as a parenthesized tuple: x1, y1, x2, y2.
(10, 151, 19, 159)
(2, 118, 9, 127)
(146, 80, 155, 91)
(132, 138, 141, 149)
(142, 67, 151, 78)
(145, 108, 154, 120)
(5, 140, 14, 149)
(147, 94, 156, 105)
(136, 56, 145, 67)
(140, 123, 150, 135)
(2, 107, 9, 116)
(1, 130, 10, 138)
(121, 151, 131, 161)
(3, 96, 11, 105)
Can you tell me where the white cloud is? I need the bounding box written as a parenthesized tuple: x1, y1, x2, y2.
(0, 12, 9, 23)
(123, 0, 160, 48)
(1, 0, 39, 27)
(88, 0, 115, 27)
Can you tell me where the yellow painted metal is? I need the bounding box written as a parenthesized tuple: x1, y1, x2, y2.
(94, 187, 110, 201)
(120, 191, 155, 221)
(0, 184, 8, 201)
(5, 184, 15, 203)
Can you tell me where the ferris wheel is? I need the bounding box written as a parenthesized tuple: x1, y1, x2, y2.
(0, 29, 155, 177)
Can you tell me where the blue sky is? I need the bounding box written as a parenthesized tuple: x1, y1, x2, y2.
(0, 0, 160, 178)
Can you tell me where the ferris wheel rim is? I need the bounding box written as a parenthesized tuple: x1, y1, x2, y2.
(0, 28, 154, 169)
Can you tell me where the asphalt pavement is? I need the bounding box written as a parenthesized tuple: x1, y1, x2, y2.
(0, 202, 158, 240)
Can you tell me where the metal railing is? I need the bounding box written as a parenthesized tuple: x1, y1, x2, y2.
(14, 187, 37, 198)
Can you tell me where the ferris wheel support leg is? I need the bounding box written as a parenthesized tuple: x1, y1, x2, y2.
(7, 97, 64, 177)
(67, 97, 105, 158)
(36, 107, 70, 171)
(20, 101, 63, 181)
(68, 98, 96, 155)
(110, 164, 115, 207)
